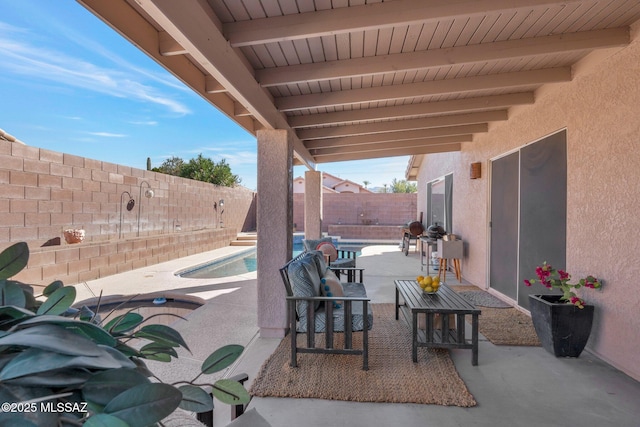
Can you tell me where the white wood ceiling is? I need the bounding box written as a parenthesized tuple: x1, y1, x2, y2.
(79, 0, 640, 169)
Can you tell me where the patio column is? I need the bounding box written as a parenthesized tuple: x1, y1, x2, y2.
(304, 170, 323, 240)
(256, 129, 293, 338)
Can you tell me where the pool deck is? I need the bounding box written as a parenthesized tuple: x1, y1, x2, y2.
(75, 244, 640, 427)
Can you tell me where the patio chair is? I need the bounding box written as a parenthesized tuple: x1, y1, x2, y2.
(302, 237, 357, 269)
(280, 250, 372, 370)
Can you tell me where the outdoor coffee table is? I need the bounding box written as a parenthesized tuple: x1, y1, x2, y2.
(395, 280, 481, 365)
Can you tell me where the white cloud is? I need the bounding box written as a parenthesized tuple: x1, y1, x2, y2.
(86, 132, 127, 138)
(129, 120, 158, 126)
(0, 24, 191, 115)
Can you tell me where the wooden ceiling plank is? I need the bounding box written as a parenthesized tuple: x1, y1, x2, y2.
(277, 67, 569, 111)
(310, 135, 471, 156)
(302, 95, 517, 128)
(224, 0, 579, 47)
(297, 110, 507, 140)
(314, 143, 463, 162)
(256, 28, 627, 86)
(305, 123, 488, 149)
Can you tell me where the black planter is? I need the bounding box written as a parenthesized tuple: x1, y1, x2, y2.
(528, 294, 595, 358)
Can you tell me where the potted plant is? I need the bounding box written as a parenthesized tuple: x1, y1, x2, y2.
(0, 242, 250, 426)
(524, 262, 601, 358)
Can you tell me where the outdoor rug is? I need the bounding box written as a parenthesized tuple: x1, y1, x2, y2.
(458, 291, 512, 308)
(451, 286, 540, 347)
(250, 303, 476, 407)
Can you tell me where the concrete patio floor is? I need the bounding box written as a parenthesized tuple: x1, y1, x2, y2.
(75, 244, 640, 427)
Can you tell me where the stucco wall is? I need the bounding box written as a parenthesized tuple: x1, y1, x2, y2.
(293, 192, 418, 235)
(415, 24, 640, 380)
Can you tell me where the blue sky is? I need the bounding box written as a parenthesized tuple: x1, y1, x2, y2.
(0, 0, 409, 191)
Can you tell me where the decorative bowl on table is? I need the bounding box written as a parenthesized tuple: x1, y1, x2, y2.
(416, 275, 441, 294)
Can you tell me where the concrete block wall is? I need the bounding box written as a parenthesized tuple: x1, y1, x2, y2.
(14, 228, 237, 290)
(293, 192, 418, 237)
(1, 140, 256, 288)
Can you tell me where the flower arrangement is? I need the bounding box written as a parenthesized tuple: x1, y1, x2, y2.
(524, 262, 601, 309)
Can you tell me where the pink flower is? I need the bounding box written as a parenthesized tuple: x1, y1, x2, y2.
(570, 296, 585, 309)
(526, 263, 601, 309)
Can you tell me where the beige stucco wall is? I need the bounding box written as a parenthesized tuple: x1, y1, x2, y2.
(415, 24, 640, 381)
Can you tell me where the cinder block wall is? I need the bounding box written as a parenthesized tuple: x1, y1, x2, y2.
(1, 140, 256, 288)
(293, 192, 418, 236)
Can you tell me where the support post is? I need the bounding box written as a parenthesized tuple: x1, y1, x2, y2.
(304, 170, 323, 240)
(256, 129, 293, 338)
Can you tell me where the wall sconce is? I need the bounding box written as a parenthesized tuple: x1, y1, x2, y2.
(119, 191, 135, 239)
(219, 199, 225, 228)
(137, 180, 154, 237)
(470, 162, 482, 179)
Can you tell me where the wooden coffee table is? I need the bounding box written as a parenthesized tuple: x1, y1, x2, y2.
(395, 280, 481, 365)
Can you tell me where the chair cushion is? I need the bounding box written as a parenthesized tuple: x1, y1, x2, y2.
(297, 281, 372, 333)
(288, 253, 322, 316)
(329, 257, 356, 269)
(307, 250, 328, 273)
(316, 241, 338, 262)
(297, 297, 373, 333)
(321, 268, 343, 308)
(302, 237, 333, 252)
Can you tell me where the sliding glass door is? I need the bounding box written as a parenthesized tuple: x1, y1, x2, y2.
(489, 130, 567, 309)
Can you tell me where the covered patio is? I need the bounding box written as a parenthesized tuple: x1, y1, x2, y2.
(78, 0, 640, 403)
(75, 244, 640, 426)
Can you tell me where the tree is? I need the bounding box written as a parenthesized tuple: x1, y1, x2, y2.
(152, 156, 184, 176)
(152, 154, 241, 187)
(180, 154, 241, 187)
(390, 178, 417, 193)
(362, 180, 370, 189)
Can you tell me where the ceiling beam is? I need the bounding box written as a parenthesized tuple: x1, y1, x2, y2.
(205, 76, 227, 93)
(277, 67, 570, 111)
(158, 31, 187, 56)
(297, 110, 507, 140)
(130, 0, 315, 169)
(257, 28, 628, 87)
(224, 0, 580, 47)
(288, 93, 533, 128)
(310, 135, 471, 156)
(314, 143, 463, 163)
(305, 124, 487, 149)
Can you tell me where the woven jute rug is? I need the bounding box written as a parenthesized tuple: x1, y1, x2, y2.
(250, 303, 476, 407)
(451, 286, 540, 347)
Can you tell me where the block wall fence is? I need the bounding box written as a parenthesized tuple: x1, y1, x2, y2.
(293, 192, 418, 239)
(1, 140, 256, 289)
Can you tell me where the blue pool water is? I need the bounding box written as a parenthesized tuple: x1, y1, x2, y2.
(179, 249, 257, 279)
(179, 239, 374, 279)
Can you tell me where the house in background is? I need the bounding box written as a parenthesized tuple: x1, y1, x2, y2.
(293, 172, 373, 194)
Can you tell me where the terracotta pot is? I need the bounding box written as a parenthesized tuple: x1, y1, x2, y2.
(64, 229, 85, 244)
(529, 294, 594, 358)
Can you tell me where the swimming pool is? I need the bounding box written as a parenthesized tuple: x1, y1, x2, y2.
(179, 240, 396, 279)
(179, 248, 257, 279)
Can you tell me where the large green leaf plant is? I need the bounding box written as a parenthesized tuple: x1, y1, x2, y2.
(0, 242, 250, 426)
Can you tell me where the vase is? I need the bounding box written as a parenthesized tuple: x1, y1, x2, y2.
(63, 229, 85, 244)
(528, 294, 594, 358)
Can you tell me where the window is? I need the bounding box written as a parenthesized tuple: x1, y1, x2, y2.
(426, 174, 453, 232)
